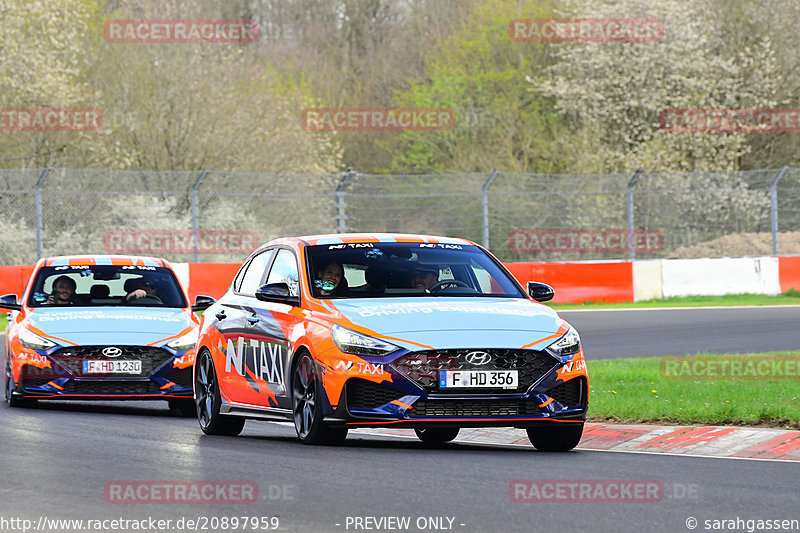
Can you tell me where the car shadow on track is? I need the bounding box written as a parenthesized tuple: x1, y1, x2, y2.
(225, 431, 550, 454)
(9, 400, 187, 418)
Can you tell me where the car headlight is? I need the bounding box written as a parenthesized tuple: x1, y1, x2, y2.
(167, 329, 199, 351)
(331, 325, 399, 357)
(19, 327, 56, 350)
(546, 326, 581, 357)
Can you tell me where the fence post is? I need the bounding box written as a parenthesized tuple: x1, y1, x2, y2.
(770, 166, 789, 255)
(627, 168, 644, 261)
(336, 168, 355, 234)
(191, 170, 209, 262)
(481, 170, 499, 249)
(35, 167, 52, 259)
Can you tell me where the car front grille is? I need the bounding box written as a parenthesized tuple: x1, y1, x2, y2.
(60, 381, 163, 395)
(392, 349, 558, 394)
(346, 378, 406, 409)
(411, 399, 542, 417)
(164, 367, 193, 388)
(22, 378, 54, 389)
(49, 346, 174, 377)
(544, 377, 587, 408)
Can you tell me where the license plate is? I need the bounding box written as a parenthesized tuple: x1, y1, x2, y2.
(82, 360, 142, 374)
(439, 370, 518, 389)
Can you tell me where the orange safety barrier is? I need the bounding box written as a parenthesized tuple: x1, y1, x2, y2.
(0, 265, 36, 299)
(13, 256, 800, 305)
(778, 257, 800, 293)
(0, 261, 634, 305)
(186, 263, 240, 302)
(505, 261, 634, 304)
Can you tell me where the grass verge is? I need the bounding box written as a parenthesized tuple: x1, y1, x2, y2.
(587, 352, 800, 428)
(552, 291, 800, 310)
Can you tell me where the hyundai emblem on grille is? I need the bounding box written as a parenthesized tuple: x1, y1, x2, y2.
(102, 346, 123, 358)
(464, 351, 491, 365)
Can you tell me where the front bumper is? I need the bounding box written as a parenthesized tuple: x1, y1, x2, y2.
(326, 344, 589, 427)
(10, 345, 193, 400)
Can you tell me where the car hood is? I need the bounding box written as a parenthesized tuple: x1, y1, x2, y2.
(327, 297, 565, 351)
(28, 307, 193, 346)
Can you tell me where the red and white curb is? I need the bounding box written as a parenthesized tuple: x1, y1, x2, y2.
(361, 423, 800, 460)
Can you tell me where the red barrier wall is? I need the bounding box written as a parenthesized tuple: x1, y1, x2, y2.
(0, 265, 35, 299)
(505, 261, 634, 303)
(186, 263, 240, 301)
(0, 261, 636, 305)
(778, 257, 800, 292)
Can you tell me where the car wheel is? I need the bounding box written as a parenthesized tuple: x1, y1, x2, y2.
(526, 423, 584, 452)
(414, 427, 460, 444)
(292, 353, 348, 445)
(168, 398, 197, 418)
(5, 371, 36, 408)
(195, 349, 244, 436)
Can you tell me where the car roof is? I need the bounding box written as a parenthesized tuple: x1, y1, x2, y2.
(260, 233, 476, 249)
(42, 255, 170, 268)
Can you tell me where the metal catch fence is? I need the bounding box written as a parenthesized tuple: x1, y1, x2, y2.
(1, 167, 798, 265)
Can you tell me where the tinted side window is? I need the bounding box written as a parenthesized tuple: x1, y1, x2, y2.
(265, 249, 299, 297)
(238, 250, 275, 295)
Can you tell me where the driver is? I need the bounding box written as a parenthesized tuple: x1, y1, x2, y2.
(46, 275, 79, 305)
(125, 278, 159, 302)
(410, 265, 439, 291)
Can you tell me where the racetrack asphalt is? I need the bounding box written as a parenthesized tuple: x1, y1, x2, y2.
(0, 401, 798, 533)
(559, 305, 800, 359)
(2, 304, 800, 533)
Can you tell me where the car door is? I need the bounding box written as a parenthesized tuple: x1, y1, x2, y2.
(214, 248, 276, 405)
(248, 247, 302, 410)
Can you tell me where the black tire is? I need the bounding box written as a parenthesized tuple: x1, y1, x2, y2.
(4, 363, 36, 408)
(292, 353, 348, 445)
(195, 349, 245, 436)
(168, 398, 197, 418)
(526, 423, 584, 452)
(414, 427, 460, 445)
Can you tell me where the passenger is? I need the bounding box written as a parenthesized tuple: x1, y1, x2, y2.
(46, 275, 78, 305)
(316, 262, 346, 296)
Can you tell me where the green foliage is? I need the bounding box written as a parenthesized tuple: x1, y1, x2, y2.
(386, 0, 600, 173)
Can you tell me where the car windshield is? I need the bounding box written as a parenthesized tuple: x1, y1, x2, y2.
(27, 265, 187, 308)
(307, 242, 524, 298)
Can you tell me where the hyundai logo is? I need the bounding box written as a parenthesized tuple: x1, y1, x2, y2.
(465, 351, 491, 365)
(102, 347, 122, 358)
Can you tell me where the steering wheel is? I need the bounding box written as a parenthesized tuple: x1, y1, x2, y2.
(427, 280, 470, 293)
(129, 295, 163, 304)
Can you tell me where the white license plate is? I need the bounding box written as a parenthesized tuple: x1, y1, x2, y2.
(82, 360, 142, 374)
(439, 370, 518, 389)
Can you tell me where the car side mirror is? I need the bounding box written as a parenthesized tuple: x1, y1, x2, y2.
(0, 294, 22, 311)
(527, 282, 555, 302)
(256, 283, 300, 306)
(192, 295, 216, 312)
